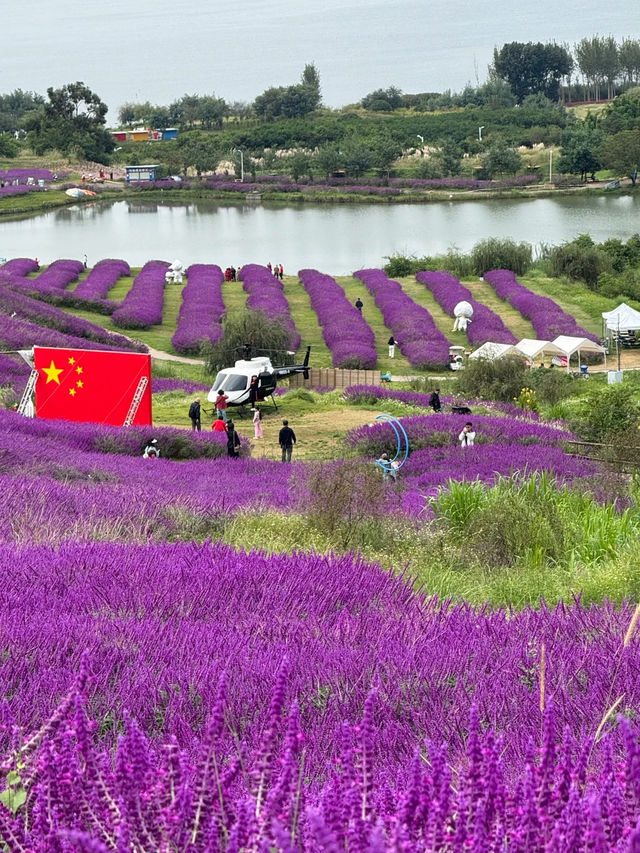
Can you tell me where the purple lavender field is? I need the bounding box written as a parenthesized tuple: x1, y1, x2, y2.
(0, 257, 637, 850)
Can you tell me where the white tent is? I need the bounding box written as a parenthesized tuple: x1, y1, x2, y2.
(550, 335, 606, 372)
(602, 303, 640, 333)
(468, 342, 518, 360)
(514, 339, 563, 362)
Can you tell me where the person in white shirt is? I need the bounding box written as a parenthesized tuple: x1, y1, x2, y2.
(458, 422, 476, 448)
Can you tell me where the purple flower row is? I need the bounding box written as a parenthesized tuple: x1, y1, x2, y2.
(171, 264, 226, 354)
(0, 168, 54, 183)
(204, 173, 540, 189)
(417, 269, 517, 345)
(18, 259, 85, 293)
(354, 268, 451, 367)
(151, 377, 210, 394)
(484, 269, 600, 342)
(111, 260, 168, 330)
(0, 310, 143, 354)
(0, 276, 142, 352)
(73, 258, 130, 301)
(299, 269, 377, 368)
(0, 257, 39, 276)
(0, 184, 46, 198)
(240, 264, 301, 350)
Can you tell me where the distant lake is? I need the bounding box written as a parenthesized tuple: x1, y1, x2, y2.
(1, 195, 639, 275)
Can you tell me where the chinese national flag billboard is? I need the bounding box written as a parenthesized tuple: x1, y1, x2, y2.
(34, 347, 152, 426)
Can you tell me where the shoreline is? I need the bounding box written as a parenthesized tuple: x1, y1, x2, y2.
(0, 181, 635, 221)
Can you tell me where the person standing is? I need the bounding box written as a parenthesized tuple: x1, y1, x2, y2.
(388, 335, 397, 358)
(248, 375, 259, 408)
(429, 388, 442, 412)
(189, 398, 201, 431)
(278, 263, 284, 280)
(279, 419, 296, 462)
(459, 422, 476, 448)
(212, 416, 226, 432)
(226, 420, 241, 458)
(215, 391, 229, 422)
(252, 406, 263, 439)
(355, 298, 363, 314)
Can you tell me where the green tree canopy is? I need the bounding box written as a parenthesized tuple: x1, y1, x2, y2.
(254, 65, 322, 121)
(598, 130, 640, 184)
(493, 42, 573, 102)
(557, 125, 603, 180)
(360, 87, 403, 112)
(481, 137, 522, 177)
(25, 81, 113, 161)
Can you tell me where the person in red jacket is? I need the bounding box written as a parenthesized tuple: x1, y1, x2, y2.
(215, 391, 229, 422)
(212, 417, 226, 432)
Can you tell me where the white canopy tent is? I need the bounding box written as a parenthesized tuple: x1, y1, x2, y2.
(468, 342, 518, 360)
(550, 335, 606, 372)
(514, 339, 564, 363)
(602, 303, 640, 333)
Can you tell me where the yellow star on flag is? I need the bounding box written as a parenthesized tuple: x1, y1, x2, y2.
(68, 357, 76, 365)
(69, 388, 76, 397)
(76, 366, 83, 375)
(77, 380, 83, 389)
(42, 360, 63, 385)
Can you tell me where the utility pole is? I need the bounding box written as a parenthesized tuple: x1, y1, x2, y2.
(549, 149, 553, 183)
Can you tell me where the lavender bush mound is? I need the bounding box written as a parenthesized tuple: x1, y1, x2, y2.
(484, 269, 600, 343)
(73, 258, 131, 301)
(239, 264, 301, 350)
(9, 259, 85, 296)
(343, 385, 541, 421)
(0, 258, 39, 276)
(354, 269, 451, 368)
(417, 270, 517, 345)
(299, 269, 377, 368)
(112, 260, 168, 329)
(171, 264, 226, 354)
(0, 277, 143, 352)
(0, 549, 640, 849)
(347, 412, 572, 456)
(0, 353, 30, 396)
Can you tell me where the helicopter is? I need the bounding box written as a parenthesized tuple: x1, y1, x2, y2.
(207, 345, 311, 410)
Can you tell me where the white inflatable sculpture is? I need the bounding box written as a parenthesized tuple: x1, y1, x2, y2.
(452, 300, 473, 332)
(165, 259, 184, 284)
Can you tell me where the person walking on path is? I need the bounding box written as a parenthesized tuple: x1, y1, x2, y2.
(215, 391, 229, 422)
(388, 335, 398, 358)
(252, 407, 263, 439)
(279, 419, 296, 462)
(458, 422, 476, 448)
(226, 420, 241, 458)
(429, 388, 442, 412)
(355, 298, 363, 314)
(189, 398, 201, 431)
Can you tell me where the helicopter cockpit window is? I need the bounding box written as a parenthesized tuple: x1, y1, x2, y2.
(222, 374, 249, 392)
(212, 372, 229, 392)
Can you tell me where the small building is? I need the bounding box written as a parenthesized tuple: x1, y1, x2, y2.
(131, 128, 150, 142)
(125, 165, 159, 182)
(162, 128, 178, 141)
(111, 131, 128, 142)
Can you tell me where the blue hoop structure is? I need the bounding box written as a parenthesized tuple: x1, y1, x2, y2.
(374, 413, 410, 473)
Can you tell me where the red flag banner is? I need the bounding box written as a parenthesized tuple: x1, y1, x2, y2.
(34, 347, 152, 426)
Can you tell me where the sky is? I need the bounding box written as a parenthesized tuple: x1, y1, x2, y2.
(2, 0, 639, 119)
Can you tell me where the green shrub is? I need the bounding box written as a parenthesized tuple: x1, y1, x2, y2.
(527, 368, 577, 405)
(455, 355, 528, 402)
(471, 238, 532, 276)
(572, 383, 640, 442)
(545, 236, 613, 288)
(202, 311, 292, 373)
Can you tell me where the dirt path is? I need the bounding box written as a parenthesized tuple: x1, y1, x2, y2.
(147, 346, 203, 365)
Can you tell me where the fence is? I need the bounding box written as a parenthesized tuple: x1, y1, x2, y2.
(288, 368, 381, 389)
(565, 440, 640, 472)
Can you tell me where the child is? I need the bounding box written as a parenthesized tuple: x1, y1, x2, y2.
(252, 407, 263, 439)
(458, 422, 476, 448)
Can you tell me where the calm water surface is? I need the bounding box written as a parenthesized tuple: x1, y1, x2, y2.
(1, 196, 639, 275)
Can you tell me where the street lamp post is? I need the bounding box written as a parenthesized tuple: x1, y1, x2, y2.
(478, 126, 484, 142)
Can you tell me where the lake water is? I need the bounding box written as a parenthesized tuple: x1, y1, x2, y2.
(1, 195, 639, 275)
